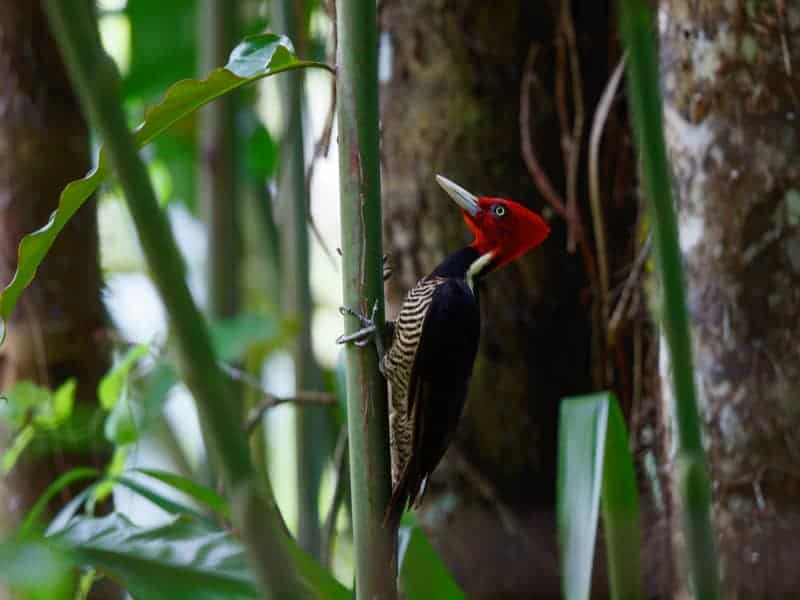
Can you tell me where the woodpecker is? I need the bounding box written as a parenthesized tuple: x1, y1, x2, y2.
(339, 175, 549, 529)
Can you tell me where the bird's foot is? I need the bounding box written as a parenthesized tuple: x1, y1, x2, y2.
(337, 301, 386, 372)
(336, 301, 379, 347)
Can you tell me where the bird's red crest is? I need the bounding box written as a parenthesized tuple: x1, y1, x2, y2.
(464, 197, 549, 271)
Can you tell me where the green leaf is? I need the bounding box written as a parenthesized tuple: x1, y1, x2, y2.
(286, 542, 354, 600)
(557, 392, 642, 600)
(98, 344, 150, 410)
(399, 525, 464, 600)
(49, 513, 259, 600)
(209, 313, 283, 363)
(243, 120, 278, 181)
(33, 379, 76, 428)
(0, 540, 74, 600)
(104, 390, 138, 445)
(123, 0, 196, 101)
(1, 424, 35, 474)
(48, 513, 353, 600)
(0, 381, 51, 428)
(0, 34, 331, 343)
(115, 476, 210, 523)
(134, 468, 231, 520)
(20, 467, 100, 539)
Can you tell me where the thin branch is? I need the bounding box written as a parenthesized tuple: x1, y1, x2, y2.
(560, 2, 584, 255)
(608, 235, 652, 345)
(219, 364, 336, 434)
(245, 392, 337, 434)
(321, 426, 349, 568)
(589, 56, 627, 327)
(520, 44, 569, 222)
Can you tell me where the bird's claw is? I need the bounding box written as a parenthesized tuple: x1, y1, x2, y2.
(337, 301, 379, 346)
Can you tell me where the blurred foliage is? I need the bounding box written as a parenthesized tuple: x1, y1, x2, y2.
(0, 2, 471, 598)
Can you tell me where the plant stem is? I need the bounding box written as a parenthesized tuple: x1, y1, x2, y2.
(270, 0, 329, 560)
(42, 3, 304, 598)
(335, 0, 397, 596)
(620, 1, 719, 598)
(198, 0, 241, 319)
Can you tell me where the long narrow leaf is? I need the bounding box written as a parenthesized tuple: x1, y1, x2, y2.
(619, 0, 719, 597)
(134, 468, 231, 520)
(115, 476, 211, 523)
(19, 467, 100, 538)
(0, 34, 331, 343)
(557, 392, 641, 600)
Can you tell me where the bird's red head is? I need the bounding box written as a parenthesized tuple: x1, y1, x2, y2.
(436, 175, 550, 272)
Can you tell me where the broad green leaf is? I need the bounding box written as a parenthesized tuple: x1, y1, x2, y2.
(399, 525, 464, 600)
(115, 476, 210, 523)
(48, 513, 353, 600)
(20, 467, 100, 538)
(135, 468, 231, 520)
(557, 392, 642, 600)
(0, 34, 331, 343)
(49, 513, 258, 600)
(98, 344, 150, 410)
(0, 540, 74, 600)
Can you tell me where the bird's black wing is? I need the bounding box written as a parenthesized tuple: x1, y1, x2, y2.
(392, 278, 480, 515)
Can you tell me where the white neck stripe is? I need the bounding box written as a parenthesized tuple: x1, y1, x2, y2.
(466, 252, 494, 293)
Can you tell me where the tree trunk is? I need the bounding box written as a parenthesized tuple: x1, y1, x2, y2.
(660, 2, 800, 597)
(0, 0, 109, 557)
(380, 2, 665, 597)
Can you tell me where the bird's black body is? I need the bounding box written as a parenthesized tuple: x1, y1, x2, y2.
(382, 246, 483, 527)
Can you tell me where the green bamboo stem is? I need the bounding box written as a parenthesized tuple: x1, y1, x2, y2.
(619, 1, 719, 598)
(198, 0, 241, 319)
(42, 3, 303, 598)
(270, 0, 328, 559)
(335, 0, 397, 596)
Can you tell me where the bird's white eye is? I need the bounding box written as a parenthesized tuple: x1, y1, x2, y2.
(493, 205, 506, 217)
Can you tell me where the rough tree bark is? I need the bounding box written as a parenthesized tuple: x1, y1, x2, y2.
(660, 2, 800, 597)
(380, 2, 664, 597)
(0, 0, 109, 562)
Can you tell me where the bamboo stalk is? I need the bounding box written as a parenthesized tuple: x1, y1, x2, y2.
(270, 0, 329, 559)
(198, 0, 241, 319)
(619, 1, 720, 598)
(335, 0, 397, 596)
(42, 3, 304, 598)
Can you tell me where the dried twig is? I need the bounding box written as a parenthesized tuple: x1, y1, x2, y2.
(608, 235, 652, 345)
(560, 2, 584, 255)
(520, 44, 569, 222)
(220, 364, 337, 433)
(589, 56, 627, 326)
(245, 391, 337, 434)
